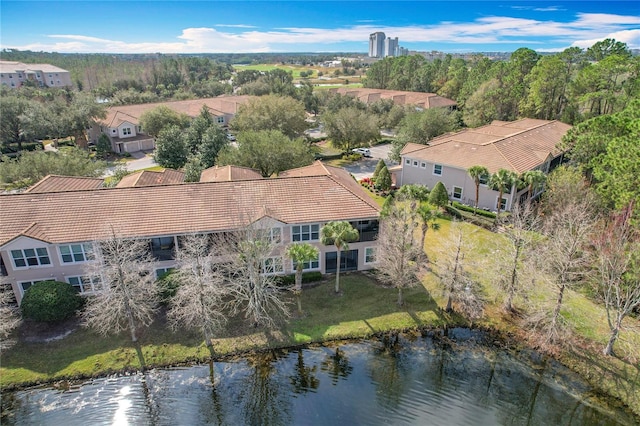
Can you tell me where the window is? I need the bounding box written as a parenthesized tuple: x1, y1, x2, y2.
(216, 116, 225, 124)
(262, 257, 283, 274)
(479, 174, 489, 185)
(420, 162, 426, 169)
(50, 80, 54, 85)
(150, 237, 175, 261)
(365, 247, 376, 264)
(122, 128, 132, 136)
(405, 159, 411, 165)
(433, 164, 442, 175)
(9, 74, 13, 78)
(36, 73, 41, 78)
(270, 227, 282, 243)
(413, 160, 419, 167)
(59, 243, 93, 263)
(67, 276, 103, 293)
(292, 224, 319, 242)
(452, 186, 463, 200)
(11, 248, 51, 268)
(155, 267, 174, 279)
(19, 279, 50, 295)
(293, 254, 320, 271)
(18, 73, 23, 79)
(48, 74, 52, 77)
(497, 197, 507, 211)
(112, 129, 117, 134)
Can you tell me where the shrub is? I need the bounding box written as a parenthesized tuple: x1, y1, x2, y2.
(429, 181, 449, 208)
(20, 280, 83, 322)
(157, 271, 179, 304)
(276, 271, 323, 287)
(452, 202, 497, 219)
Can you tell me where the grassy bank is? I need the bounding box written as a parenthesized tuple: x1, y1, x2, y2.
(2, 219, 639, 419)
(0, 274, 457, 390)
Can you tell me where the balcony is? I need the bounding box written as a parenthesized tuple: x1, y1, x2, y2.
(351, 220, 379, 243)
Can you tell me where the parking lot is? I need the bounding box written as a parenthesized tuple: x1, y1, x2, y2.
(343, 143, 396, 181)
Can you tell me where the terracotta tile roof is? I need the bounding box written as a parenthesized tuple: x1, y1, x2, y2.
(25, 175, 104, 193)
(401, 119, 571, 174)
(0, 174, 380, 246)
(199, 165, 263, 182)
(100, 95, 253, 128)
(116, 170, 185, 187)
(330, 88, 457, 109)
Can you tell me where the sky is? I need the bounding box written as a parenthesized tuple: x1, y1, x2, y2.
(1, 1, 639, 54)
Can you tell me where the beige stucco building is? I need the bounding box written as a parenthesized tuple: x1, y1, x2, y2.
(398, 119, 572, 212)
(0, 162, 380, 305)
(88, 95, 252, 154)
(0, 61, 73, 89)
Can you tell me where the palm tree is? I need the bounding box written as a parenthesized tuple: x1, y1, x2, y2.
(468, 165, 490, 213)
(285, 242, 319, 314)
(320, 221, 359, 294)
(416, 203, 441, 254)
(520, 170, 547, 203)
(489, 169, 518, 215)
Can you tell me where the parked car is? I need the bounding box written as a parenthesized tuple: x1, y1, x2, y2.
(352, 148, 371, 157)
(226, 133, 236, 142)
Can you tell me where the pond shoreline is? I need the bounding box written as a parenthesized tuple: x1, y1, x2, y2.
(2, 323, 638, 422)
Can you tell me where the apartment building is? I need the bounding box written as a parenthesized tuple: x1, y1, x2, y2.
(0, 163, 380, 305)
(0, 61, 72, 89)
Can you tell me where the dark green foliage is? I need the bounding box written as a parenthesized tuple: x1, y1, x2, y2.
(20, 280, 83, 322)
(157, 272, 180, 305)
(372, 159, 386, 182)
(452, 202, 497, 218)
(275, 271, 323, 287)
(397, 184, 430, 201)
(376, 165, 392, 192)
(429, 181, 450, 208)
(95, 133, 112, 159)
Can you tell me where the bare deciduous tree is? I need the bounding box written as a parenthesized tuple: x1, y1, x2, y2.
(376, 198, 423, 306)
(492, 202, 541, 312)
(533, 187, 597, 344)
(83, 231, 159, 342)
(435, 222, 485, 320)
(0, 278, 21, 350)
(592, 204, 640, 356)
(167, 233, 230, 348)
(225, 225, 290, 328)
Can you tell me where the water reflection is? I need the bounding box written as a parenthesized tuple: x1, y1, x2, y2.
(2, 331, 637, 426)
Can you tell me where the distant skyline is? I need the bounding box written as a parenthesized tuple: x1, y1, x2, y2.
(1, 1, 639, 54)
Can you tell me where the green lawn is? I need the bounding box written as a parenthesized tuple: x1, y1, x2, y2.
(0, 274, 456, 389)
(2, 217, 639, 418)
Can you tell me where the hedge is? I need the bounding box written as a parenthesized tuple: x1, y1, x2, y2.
(453, 202, 497, 219)
(20, 280, 83, 322)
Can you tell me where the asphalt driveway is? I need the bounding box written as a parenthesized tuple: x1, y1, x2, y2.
(343, 143, 396, 181)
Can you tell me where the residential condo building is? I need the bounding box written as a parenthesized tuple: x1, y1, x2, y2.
(0, 60, 73, 89)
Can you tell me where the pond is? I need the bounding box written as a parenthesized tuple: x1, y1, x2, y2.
(2, 329, 637, 425)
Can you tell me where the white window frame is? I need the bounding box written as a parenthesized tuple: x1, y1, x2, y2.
(405, 159, 411, 166)
(10, 248, 51, 269)
(216, 116, 225, 124)
(262, 256, 284, 275)
(452, 186, 463, 200)
(479, 174, 489, 186)
(66, 276, 103, 294)
(412, 160, 419, 167)
(291, 224, 320, 242)
(292, 254, 320, 272)
(365, 247, 376, 264)
(433, 164, 443, 176)
(59, 243, 93, 264)
(270, 227, 282, 244)
(122, 127, 132, 136)
(497, 197, 508, 211)
(420, 162, 426, 169)
(18, 279, 51, 296)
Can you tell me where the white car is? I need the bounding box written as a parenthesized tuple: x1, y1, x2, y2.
(352, 148, 371, 157)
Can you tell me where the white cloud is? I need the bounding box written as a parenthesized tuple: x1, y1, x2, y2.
(3, 12, 639, 53)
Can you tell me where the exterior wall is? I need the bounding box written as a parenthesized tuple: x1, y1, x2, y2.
(117, 122, 138, 139)
(399, 156, 516, 212)
(1, 219, 379, 305)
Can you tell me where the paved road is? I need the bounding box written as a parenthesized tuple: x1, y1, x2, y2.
(343, 143, 396, 181)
